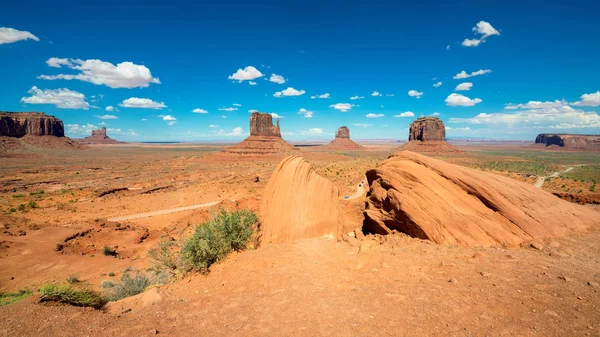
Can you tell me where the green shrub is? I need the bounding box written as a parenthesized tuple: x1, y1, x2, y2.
(0, 289, 31, 306)
(39, 284, 105, 309)
(17, 204, 26, 211)
(104, 270, 167, 301)
(28, 201, 38, 209)
(9, 208, 16, 213)
(29, 191, 44, 196)
(99, 280, 115, 289)
(12, 194, 25, 199)
(103, 246, 118, 257)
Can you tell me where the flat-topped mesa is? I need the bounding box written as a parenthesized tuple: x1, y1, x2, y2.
(250, 111, 281, 137)
(409, 117, 445, 141)
(80, 127, 121, 144)
(336, 126, 350, 139)
(0, 111, 64, 137)
(92, 127, 108, 138)
(322, 126, 364, 150)
(535, 133, 600, 150)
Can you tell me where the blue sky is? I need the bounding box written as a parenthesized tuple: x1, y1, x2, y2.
(1, 0, 599, 141)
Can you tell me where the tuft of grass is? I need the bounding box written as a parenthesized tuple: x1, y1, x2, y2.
(0, 289, 31, 306)
(100, 280, 115, 289)
(17, 204, 26, 211)
(28, 201, 38, 209)
(29, 191, 45, 196)
(39, 284, 105, 309)
(66, 275, 81, 284)
(103, 246, 118, 257)
(12, 194, 25, 199)
(104, 270, 168, 301)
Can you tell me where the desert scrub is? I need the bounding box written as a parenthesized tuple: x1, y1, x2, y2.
(39, 284, 105, 309)
(104, 269, 168, 301)
(0, 289, 31, 306)
(103, 246, 118, 257)
(179, 209, 259, 273)
(66, 274, 81, 284)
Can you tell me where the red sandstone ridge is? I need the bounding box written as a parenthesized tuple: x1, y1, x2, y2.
(321, 126, 365, 150)
(363, 151, 599, 247)
(398, 117, 462, 153)
(79, 127, 121, 144)
(223, 112, 297, 155)
(0, 111, 64, 137)
(260, 156, 341, 245)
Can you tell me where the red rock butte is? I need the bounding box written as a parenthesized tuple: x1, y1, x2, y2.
(398, 117, 462, 153)
(223, 111, 297, 155)
(535, 133, 600, 150)
(321, 126, 365, 150)
(79, 127, 121, 144)
(0, 111, 64, 137)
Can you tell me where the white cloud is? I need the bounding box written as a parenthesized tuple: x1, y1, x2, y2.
(229, 127, 243, 136)
(350, 95, 364, 100)
(408, 90, 423, 99)
(271, 113, 284, 119)
(301, 128, 325, 136)
(120, 97, 166, 109)
(432, 112, 440, 116)
(353, 123, 371, 128)
(366, 113, 384, 118)
(298, 108, 313, 118)
(167, 121, 176, 126)
(372, 91, 381, 97)
(233, 103, 242, 107)
(269, 74, 285, 84)
(394, 111, 415, 118)
(209, 125, 219, 128)
(446, 126, 472, 131)
(65, 123, 97, 136)
(193, 108, 208, 114)
(329, 103, 354, 112)
(573, 91, 600, 107)
(318, 93, 330, 99)
(39, 58, 160, 89)
(105, 106, 114, 112)
(218, 107, 238, 112)
(274, 87, 306, 97)
(141, 118, 148, 121)
(0, 27, 39, 45)
(505, 100, 568, 110)
(97, 114, 117, 120)
(228, 66, 264, 82)
(445, 93, 482, 106)
(249, 81, 257, 85)
(20, 86, 90, 109)
(462, 21, 500, 47)
(433, 82, 442, 88)
(455, 82, 473, 91)
(222, 115, 227, 119)
(159, 115, 176, 121)
(453, 69, 492, 79)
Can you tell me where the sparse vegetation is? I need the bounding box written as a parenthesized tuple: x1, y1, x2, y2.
(100, 280, 115, 289)
(17, 204, 26, 211)
(66, 274, 81, 284)
(104, 269, 168, 301)
(0, 289, 31, 306)
(29, 190, 45, 196)
(39, 284, 105, 309)
(28, 200, 38, 208)
(12, 194, 25, 199)
(103, 246, 118, 257)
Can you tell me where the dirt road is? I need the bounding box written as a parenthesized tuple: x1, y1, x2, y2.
(107, 201, 223, 222)
(341, 179, 367, 200)
(534, 166, 575, 188)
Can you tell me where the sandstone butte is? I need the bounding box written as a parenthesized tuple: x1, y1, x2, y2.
(535, 133, 600, 150)
(0, 111, 64, 137)
(259, 156, 342, 245)
(398, 116, 462, 153)
(321, 126, 365, 150)
(223, 111, 297, 155)
(79, 127, 121, 144)
(363, 151, 599, 247)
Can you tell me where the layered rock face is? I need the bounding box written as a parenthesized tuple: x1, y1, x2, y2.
(322, 126, 364, 150)
(399, 117, 461, 153)
(0, 112, 64, 137)
(80, 127, 120, 144)
(363, 151, 598, 247)
(260, 156, 342, 245)
(224, 112, 296, 155)
(535, 134, 600, 150)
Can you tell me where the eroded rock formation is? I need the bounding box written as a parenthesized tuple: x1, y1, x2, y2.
(224, 112, 296, 155)
(260, 156, 342, 245)
(0, 112, 64, 137)
(535, 134, 600, 150)
(363, 151, 599, 247)
(80, 127, 121, 144)
(398, 117, 461, 153)
(322, 126, 364, 150)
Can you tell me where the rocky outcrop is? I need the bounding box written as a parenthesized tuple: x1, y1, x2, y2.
(223, 112, 296, 155)
(260, 156, 342, 245)
(322, 126, 364, 151)
(409, 117, 445, 141)
(535, 134, 600, 150)
(80, 127, 121, 144)
(0, 112, 64, 137)
(362, 151, 599, 247)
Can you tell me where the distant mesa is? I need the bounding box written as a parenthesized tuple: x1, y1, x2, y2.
(363, 151, 599, 247)
(535, 133, 600, 150)
(0, 111, 64, 137)
(321, 126, 365, 150)
(260, 156, 341, 245)
(79, 127, 121, 144)
(223, 111, 297, 155)
(398, 117, 462, 153)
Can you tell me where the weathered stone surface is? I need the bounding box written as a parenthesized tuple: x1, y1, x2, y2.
(336, 126, 350, 139)
(0, 112, 64, 137)
(535, 134, 600, 150)
(250, 112, 281, 137)
(80, 127, 121, 144)
(408, 117, 445, 141)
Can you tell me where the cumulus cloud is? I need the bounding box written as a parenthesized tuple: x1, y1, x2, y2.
(271, 113, 284, 119)
(573, 91, 600, 107)
(218, 107, 238, 112)
(432, 112, 440, 116)
(372, 91, 382, 97)
(445, 93, 482, 106)
(329, 103, 354, 112)
(311, 93, 330, 99)
(353, 123, 371, 128)
(408, 90, 423, 99)
(39, 58, 161, 89)
(505, 100, 568, 110)
(20, 86, 90, 109)
(229, 127, 243, 136)
(453, 69, 492, 79)
(394, 111, 415, 118)
(350, 96, 364, 100)
(233, 103, 242, 107)
(269, 74, 285, 84)
(462, 21, 500, 47)
(228, 66, 264, 82)
(366, 113, 384, 118)
(249, 81, 257, 85)
(120, 97, 166, 109)
(301, 128, 325, 136)
(455, 82, 473, 91)
(105, 106, 114, 112)
(66, 123, 97, 136)
(193, 108, 208, 113)
(96, 114, 117, 120)
(433, 82, 442, 87)
(274, 87, 306, 98)
(298, 108, 313, 118)
(158, 115, 176, 121)
(0, 27, 39, 45)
